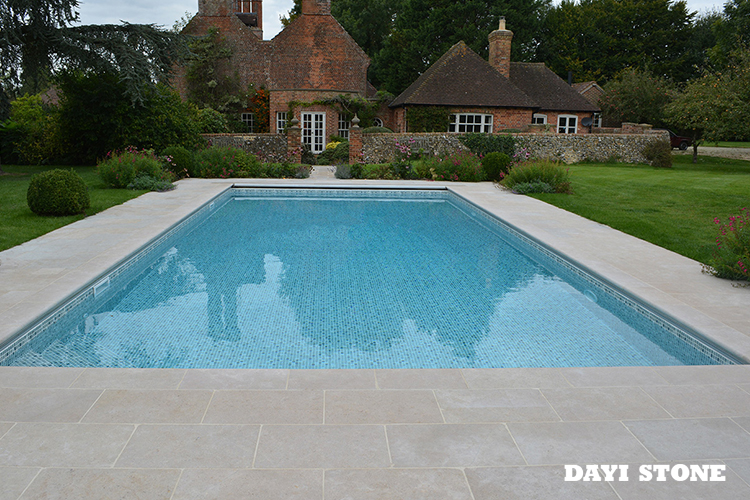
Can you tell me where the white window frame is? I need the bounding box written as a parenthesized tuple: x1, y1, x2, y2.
(302, 112, 326, 153)
(338, 114, 350, 139)
(448, 113, 493, 133)
(276, 112, 287, 134)
(593, 112, 602, 128)
(557, 115, 578, 134)
(241, 112, 256, 133)
(234, 1, 253, 13)
(532, 114, 547, 125)
(373, 117, 384, 128)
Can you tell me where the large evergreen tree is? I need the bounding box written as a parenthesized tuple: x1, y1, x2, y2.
(0, 0, 188, 110)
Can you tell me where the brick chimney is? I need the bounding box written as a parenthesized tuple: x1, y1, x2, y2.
(488, 17, 513, 78)
(302, 0, 330, 15)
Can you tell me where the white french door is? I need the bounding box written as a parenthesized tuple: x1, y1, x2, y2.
(302, 112, 326, 153)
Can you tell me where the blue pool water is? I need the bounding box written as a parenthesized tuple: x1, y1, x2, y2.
(0, 188, 738, 368)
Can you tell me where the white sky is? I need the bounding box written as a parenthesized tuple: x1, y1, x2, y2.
(75, 0, 726, 40)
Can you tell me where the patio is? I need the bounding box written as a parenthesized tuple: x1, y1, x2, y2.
(1, 178, 749, 499)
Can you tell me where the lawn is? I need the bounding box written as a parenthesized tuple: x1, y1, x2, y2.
(0, 165, 146, 252)
(705, 141, 750, 148)
(529, 154, 750, 266)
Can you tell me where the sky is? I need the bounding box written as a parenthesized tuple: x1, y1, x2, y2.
(75, 0, 726, 40)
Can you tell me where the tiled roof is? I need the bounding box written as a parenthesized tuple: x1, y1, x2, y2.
(510, 63, 600, 112)
(390, 42, 536, 109)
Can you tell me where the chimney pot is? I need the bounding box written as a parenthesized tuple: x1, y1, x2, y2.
(488, 16, 513, 78)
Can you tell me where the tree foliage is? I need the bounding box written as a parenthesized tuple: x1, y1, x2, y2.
(665, 48, 750, 160)
(185, 28, 239, 113)
(280, 0, 302, 27)
(598, 69, 676, 127)
(0, 0, 188, 104)
(56, 72, 202, 164)
(331, 0, 401, 57)
(370, 0, 550, 95)
(536, 0, 700, 83)
(710, 0, 750, 67)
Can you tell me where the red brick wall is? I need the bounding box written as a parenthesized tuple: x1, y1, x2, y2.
(537, 111, 596, 134)
(174, 13, 271, 100)
(270, 14, 369, 93)
(393, 106, 534, 133)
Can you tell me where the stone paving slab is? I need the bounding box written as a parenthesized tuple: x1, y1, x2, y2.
(0, 368, 746, 497)
(1, 179, 750, 498)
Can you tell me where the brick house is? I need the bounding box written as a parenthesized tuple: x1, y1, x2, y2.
(176, 0, 376, 153)
(176, 3, 599, 154)
(572, 81, 605, 127)
(390, 19, 599, 134)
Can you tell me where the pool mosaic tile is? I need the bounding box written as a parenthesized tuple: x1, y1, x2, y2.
(0, 188, 739, 368)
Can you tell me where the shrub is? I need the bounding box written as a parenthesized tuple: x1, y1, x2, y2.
(643, 140, 673, 168)
(196, 107, 229, 133)
(502, 160, 573, 194)
(482, 152, 511, 181)
(317, 148, 337, 165)
(27, 169, 90, 216)
(57, 73, 202, 165)
(511, 181, 556, 194)
(162, 146, 196, 178)
(459, 133, 516, 157)
(422, 150, 484, 182)
(301, 144, 316, 165)
(361, 126, 393, 134)
(335, 164, 353, 179)
(333, 141, 349, 163)
(97, 147, 165, 188)
(704, 208, 749, 282)
(7, 93, 64, 165)
(194, 146, 260, 178)
(127, 174, 174, 192)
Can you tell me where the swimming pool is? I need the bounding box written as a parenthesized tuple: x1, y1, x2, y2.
(0, 188, 740, 368)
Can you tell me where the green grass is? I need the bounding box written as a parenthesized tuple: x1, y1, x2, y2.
(704, 141, 750, 148)
(0, 165, 147, 252)
(529, 155, 750, 266)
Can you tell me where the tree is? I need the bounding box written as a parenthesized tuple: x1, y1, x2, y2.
(371, 0, 551, 95)
(536, 0, 699, 84)
(280, 0, 302, 27)
(710, 0, 750, 67)
(0, 0, 188, 104)
(598, 69, 676, 127)
(56, 72, 202, 164)
(665, 49, 750, 162)
(331, 0, 402, 57)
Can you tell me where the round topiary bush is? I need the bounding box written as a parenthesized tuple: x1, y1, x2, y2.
(27, 168, 90, 216)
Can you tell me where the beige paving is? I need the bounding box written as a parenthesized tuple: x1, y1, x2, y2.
(0, 179, 749, 498)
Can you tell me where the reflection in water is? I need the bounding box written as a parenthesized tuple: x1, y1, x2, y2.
(6, 196, 689, 368)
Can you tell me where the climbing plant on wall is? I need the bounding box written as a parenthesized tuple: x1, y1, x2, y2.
(406, 106, 451, 132)
(185, 28, 241, 114)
